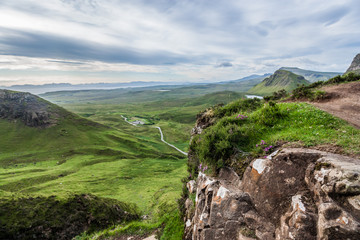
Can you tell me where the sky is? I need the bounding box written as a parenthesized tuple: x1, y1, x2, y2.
(0, 0, 359, 86)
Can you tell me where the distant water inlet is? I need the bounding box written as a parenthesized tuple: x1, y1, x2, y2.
(245, 94, 263, 99)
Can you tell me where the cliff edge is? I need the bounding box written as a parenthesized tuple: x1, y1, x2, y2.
(184, 148, 360, 240)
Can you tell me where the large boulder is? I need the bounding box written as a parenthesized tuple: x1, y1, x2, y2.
(184, 148, 360, 240)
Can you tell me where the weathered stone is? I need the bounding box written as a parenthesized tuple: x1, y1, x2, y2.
(276, 193, 317, 240)
(187, 180, 196, 194)
(346, 53, 360, 74)
(184, 148, 360, 240)
(0, 89, 55, 127)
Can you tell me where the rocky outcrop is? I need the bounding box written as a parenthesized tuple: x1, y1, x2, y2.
(190, 108, 217, 136)
(0, 89, 59, 127)
(345, 53, 360, 74)
(184, 148, 360, 240)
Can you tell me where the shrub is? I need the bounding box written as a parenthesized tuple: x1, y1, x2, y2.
(264, 89, 288, 101)
(214, 98, 262, 118)
(189, 119, 249, 172)
(291, 84, 314, 100)
(311, 90, 327, 101)
(252, 101, 288, 126)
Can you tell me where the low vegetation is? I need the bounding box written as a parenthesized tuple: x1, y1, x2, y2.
(263, 72, 360, 102)
(1, 88, 245, 239)
(0, 194, 139, 240)
(189, 99, 360, 177)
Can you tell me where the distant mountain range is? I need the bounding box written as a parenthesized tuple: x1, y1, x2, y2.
(0, 81, 188, 95)
(0, 74, 272, 95)
(248, 70, 310, 95)
(0, 67, 342, 96)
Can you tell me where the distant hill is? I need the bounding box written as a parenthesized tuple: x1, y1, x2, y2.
(280, 67, 342, 82)
(345, 53, 360, 74)
(248, 70, 310, 95)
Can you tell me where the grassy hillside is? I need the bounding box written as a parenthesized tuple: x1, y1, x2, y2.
(188, 99, 360, 177)
(0, 90, 191, 238)
(280, 67, 342, 82)
(248, 70, 310, 95)
(2, 88, 251, 239)
(0, 112, 187, 207)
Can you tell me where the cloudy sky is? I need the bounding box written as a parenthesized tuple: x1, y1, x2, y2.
(0, 0, 359, 86)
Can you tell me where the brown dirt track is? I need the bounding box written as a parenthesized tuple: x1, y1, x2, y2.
(311, 81, 360, 129)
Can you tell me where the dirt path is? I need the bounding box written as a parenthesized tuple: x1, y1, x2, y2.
(311, 81, 360, 128)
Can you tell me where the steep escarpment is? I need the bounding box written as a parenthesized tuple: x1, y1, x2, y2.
(0, 89, 68, 127)
(182, 95, 360, 239)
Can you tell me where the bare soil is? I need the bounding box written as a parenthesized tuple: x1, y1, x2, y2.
(311, 81, 360, 129)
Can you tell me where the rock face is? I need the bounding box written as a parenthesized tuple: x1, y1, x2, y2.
(190, 108, 216, 137)
(346, 53, 360, 74)
(0, 89, 58, 127)
(184, 148, 360, 240)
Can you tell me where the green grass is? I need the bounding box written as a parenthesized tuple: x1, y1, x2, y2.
(0, 194, 140, 239)
(190, 101, 360, 176)
(1, 88, 247, 239)
(0, 117, 186, 209)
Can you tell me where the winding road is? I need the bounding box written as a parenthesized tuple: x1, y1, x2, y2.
(120, 115, 138, 126)
(121, 115, 188, 156)
(155, 127, 188, 156)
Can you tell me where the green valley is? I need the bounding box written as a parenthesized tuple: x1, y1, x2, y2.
(0, 86, 251, 239)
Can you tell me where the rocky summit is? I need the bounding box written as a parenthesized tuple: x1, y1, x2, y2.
(0, 89, 61, 127)
(346, 53, 360, 74)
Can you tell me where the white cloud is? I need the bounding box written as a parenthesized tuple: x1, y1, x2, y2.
(0, 0, 359, 85)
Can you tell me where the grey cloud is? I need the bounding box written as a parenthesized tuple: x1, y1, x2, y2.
(315, 5, 351, 26)
(216, 62, 233, 68)
(0, 28, 192, 65)
(47, 60, 86, 65)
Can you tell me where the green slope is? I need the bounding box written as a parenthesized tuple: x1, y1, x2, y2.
(280, 67, 342, 82)
(0, 91, 187, 210)
(248, 70, 310, 95)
